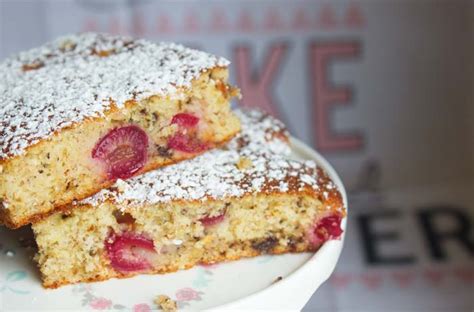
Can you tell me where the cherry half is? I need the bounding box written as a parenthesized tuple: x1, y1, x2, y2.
(105, 231, 156, 273)
(92, 125, 148, 180)
(168, 113, 208, 154)
(307, 214, 343, 247)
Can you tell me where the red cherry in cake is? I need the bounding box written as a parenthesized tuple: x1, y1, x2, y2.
(317, 215, 343, 239)
(200, 210, 226, 227)
(92, 125, 149, 179)
(307, 214, 343, 246)
(105, 232, 156, 273)
(168, 113, 208, 153)
(171, 113, 200, 128)
(168, 133, 208, 153)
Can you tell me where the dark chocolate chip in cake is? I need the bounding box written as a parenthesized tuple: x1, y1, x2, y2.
(251, 237, 278, 253)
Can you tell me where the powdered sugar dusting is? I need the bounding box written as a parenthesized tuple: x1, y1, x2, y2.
(83, 110, 340, 207)
(0, 33, 229, 159)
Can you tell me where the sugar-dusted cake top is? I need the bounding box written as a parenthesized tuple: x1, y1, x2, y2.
(84, 110, 341, 208)
(0, 33, 229, 159)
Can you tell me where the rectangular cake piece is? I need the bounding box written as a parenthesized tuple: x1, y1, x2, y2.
(0, 33, 240, 228)
(32, 110, 345, 288)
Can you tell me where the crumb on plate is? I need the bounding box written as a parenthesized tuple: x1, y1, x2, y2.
(155, 295, 178, 312)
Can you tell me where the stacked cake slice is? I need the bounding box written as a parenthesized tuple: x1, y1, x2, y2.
(0, 33, 240, 228)
(0, 33, 345, 289)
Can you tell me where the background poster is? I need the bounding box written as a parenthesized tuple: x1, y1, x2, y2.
(0, 1, 472, 310)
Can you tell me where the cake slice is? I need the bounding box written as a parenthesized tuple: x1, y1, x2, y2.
(0, 33, 240, 229)
(32, 110, 345, 288)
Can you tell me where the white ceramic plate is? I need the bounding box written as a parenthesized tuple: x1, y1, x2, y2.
(0, 138, 347, 311)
